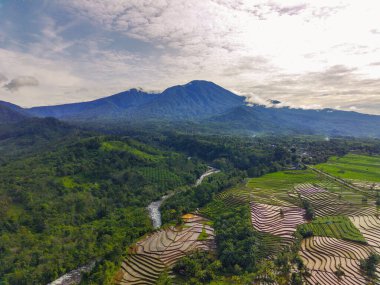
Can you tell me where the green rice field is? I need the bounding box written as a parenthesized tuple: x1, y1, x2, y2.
(315, 153, 380, 182)
(298, 216, 367, 243)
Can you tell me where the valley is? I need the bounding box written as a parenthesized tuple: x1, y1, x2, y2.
(2, 1, 380, 284)
(1, 115, 380, 284)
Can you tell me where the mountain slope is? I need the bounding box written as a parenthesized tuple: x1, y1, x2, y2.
(130, 80, 246, 120)
(0, 117, 86, 163)
(0, 101, 29, 123)
(28, 81, 246, 121)
(28, 88, 158, 119)
(208, 105, 380, 137)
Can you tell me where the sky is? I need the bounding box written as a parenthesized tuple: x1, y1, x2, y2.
(0, 0, 380, 114)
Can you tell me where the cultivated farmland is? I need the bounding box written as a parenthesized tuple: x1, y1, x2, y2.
(315, 154, 380, 186)
(201, 153, 380, 284)
(115, 153, 380, 285)
(115, 214, 215, 285)
(250, 202, 306, 241)
(299, 236, 377, 285)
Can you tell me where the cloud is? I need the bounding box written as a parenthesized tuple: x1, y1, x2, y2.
(4, 76, 39, 92)
(0, 73, 7, 83)
(222, 56, 273, 76)
(274, 3, 309, 16)
(0, 0, 380, 115)
(239, 64, 380, 114)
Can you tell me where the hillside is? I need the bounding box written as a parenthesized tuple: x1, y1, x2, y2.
(208, 105, 380, 137)
(0, 117, 86, 163)
(0, 136, 207, 284)
(0, 101, 29, 124)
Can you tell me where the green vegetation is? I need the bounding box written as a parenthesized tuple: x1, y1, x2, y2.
(101, 140, 163, 162)
(173, 251, 222, 284)
(1, 126, 380, 285)
(302, 199, 315, 220)
(0, 117, 87, 164)
(213, 205, 260, 274)
(198, 226, 209, 241)
(227, 169, 321, 207)
(161, 171, 245, 223)
(298, 216, 367, 243)
(316, 153, 380, 182)
(0, 136, 205, 284)
(359, 253, 380, 281)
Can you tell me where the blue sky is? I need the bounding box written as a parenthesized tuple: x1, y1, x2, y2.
(0, 0, 380, 114)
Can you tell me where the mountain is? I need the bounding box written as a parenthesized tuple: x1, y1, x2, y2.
(132, 80, 246, 120)
(28, 81, 246, 121)
(0, 101, 29, 123)
(5, 80, 380, 138)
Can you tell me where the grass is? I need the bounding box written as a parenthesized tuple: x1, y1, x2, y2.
(61, 176, 77, 188)
(61, 176, 99, 191)
(197, 225, 209, 241)
(100, 141, 162, 161)
(315, 153, 380, 182)
(298, 216, 367, 243)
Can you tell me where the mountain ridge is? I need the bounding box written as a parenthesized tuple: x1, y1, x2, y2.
(0, 101, 30, 123)
(2, 80, 380, 138)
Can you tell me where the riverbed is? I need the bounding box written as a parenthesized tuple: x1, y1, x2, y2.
(147, 167, 220, 229)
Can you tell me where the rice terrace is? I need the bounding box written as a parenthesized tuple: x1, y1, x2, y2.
(110, 152, 380, 284)
(198, 153, 380, 284)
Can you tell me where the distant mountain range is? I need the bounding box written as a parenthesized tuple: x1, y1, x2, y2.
(1, 80, 380, 137)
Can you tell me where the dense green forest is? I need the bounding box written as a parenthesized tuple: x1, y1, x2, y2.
(0, 136, 205, 284)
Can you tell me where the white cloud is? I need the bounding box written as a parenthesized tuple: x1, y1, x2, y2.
(0, 0, 380, 114)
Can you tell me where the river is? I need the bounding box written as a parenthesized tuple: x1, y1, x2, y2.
(147, 167, 220, 229)
(47, 262, 95, 285)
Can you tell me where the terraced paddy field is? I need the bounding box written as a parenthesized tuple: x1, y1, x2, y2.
(115, 214, 215, 285)
(202, 156, 380, 284)
(294, 183, 378, 217)
(349, 215, 380, 253)
(315, 154, 380, 186)
(298, 216, 366, 243)
(299, 236, 379, 285)
(135, 154, 380, 285)
(250, 202, 305, 241)
(215, 169, 377, 214)
(212, 170, 319, 207)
